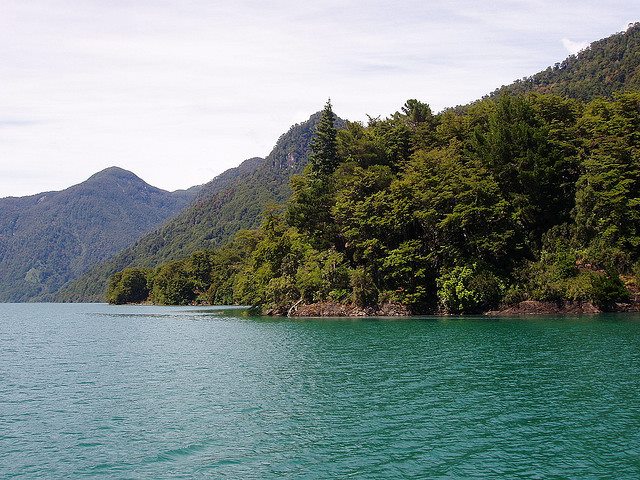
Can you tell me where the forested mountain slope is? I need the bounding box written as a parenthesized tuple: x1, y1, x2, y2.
(59, 112, 342, 301)
(491, 22, 640, 100)
(115, 89, 640, 314)
(104, 24, 640, 313)
(70, 24, 640, 304)
(0, 167, 199, 301)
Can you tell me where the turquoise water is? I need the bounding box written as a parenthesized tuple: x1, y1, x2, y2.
(1, 304, 639, 478)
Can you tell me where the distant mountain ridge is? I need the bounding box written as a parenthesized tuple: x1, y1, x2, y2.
(58, 111, 343, 301)
(0, 167, 200, 301)
(491, 23, 640, 100)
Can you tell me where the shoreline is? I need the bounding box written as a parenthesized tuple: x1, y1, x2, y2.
(269, 298, 640, 317)
(108, 296, 640, 317)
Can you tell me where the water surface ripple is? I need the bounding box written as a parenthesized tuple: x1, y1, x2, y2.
(1, 304, 639, 478)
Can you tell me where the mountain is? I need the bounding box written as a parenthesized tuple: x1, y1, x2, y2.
(0, 167, 200, 302)
(102, 50, 640, 314)
(59, 111, 343, 301)
(491, 22, 640, 100)
(58, 24, 640, 302)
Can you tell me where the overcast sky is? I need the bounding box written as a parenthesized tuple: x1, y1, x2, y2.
(1, 1, 638, 197)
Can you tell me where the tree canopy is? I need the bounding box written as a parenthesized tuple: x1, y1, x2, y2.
(108, 92, 640, 313)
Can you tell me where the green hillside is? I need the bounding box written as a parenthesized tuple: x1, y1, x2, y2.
(115, 91, 640, 314)
(491, 23, 640, 100)
(0, 167, 199, 302)
(58, 112, 343, 301)
(70, 24, 640, 305)
(105, 25, 640, 313)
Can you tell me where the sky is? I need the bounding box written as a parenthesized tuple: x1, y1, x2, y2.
(1, 1, 638, 197)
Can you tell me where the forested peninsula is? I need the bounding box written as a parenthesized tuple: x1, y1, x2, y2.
(106, 26, 640, 315)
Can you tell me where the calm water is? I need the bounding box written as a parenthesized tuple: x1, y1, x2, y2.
(1, 304, 639, 478)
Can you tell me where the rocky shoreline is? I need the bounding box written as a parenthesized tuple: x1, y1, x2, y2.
(264, 297, 640, 317)
(488, 297, 640, 316)
(133, 284, 640, 317)
(266, 301, 411, 317)
(485, 300, 603, 316)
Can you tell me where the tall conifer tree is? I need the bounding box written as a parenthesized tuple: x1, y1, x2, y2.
(309, 99, 339, 176)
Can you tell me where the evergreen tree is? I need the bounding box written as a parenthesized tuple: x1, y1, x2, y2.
(309, 99, 339, 176)
(288, 100, 341, 247)
(401, 99, 433, 127)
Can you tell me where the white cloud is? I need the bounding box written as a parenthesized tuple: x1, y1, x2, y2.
(562, 38, 590, 55)
(622, 21, 636, 32)
(0, 0, 639, 197)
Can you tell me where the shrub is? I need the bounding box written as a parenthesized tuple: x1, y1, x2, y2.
(584, 238, 632, 273)
(437, 264, 504, 314)
(523, 261, 630, 310)
(264, 276, 299, 313)
(632, 261, 640, 283)
(588, 272, 629, 309)
(350, 267, 378, 307)
(106, 268, 151, 305)
(151, 261, 197, 305)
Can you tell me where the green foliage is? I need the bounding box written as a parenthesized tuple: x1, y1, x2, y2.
(401, 99, 434, 127)
(349, 267, 378, 307)
(204, 230, 262, 305)
(574, 93, 640, 269)
(296, 249, 350, 303)
(437, 264, 504, 314)
(0, 167, 198, 302)
(398, 144, 519, 269)
(332, 163, 396, 266)
(309, 100, 339, 176)
(379, 240, 429, 308)
(633, 261, 640, 283)
(102, 57, 640, 314)
(588, 272, 630, 309)
(106, 267, 151, 305)
(492, 23, 640, 100)
(471, 94, 580, 244)
(337, 121, 386, 168)
(62, 111, 344, 302)
(286, 166, 338, 248)
(515, 234, 630, 310)
(10, 25, 637, 308)
(109, 92, 637, 313)
(151, 261, 197, 305)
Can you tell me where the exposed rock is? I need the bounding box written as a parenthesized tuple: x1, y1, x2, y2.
(486, 300, 601, 316)
(614, 302, 639, 312)
(284, 301, 410, 317)
(621, 277, 640, 311)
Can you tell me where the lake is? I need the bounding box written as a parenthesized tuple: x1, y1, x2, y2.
(1, 303, 639, 478)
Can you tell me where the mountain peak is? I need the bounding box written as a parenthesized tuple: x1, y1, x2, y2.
(0, 165, 200, 302)
(87, 166, 143, 183)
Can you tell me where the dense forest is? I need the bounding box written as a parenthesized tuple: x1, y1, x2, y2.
(101, 24, 640, 313)
(107, 90, 640, 314)
(58, 112, 344, 302)
(491, 23, 640, 100)
(0, 167, 199, 302)
(69, 24, 640, 306)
